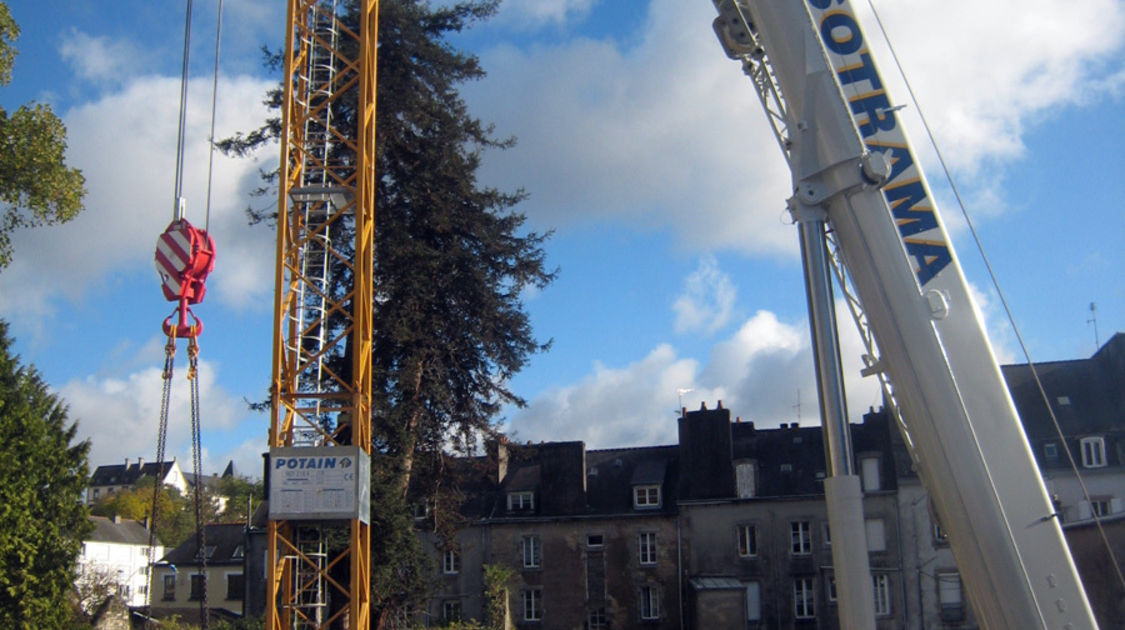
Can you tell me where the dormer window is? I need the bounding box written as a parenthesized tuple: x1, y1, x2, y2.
(1080, 437, 1106, 468)
(633, 484, 661, 509)
(507, 491, 535, 512)
(195, 545, 217, 560)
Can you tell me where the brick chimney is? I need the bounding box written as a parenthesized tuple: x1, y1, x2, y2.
(678, 402, 735, 500)
(538, 441, 587, 515)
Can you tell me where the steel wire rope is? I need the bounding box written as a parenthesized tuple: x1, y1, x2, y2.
(203, 0, 224, 233)
(864, 0, 1125, 597)
(172, 0, 194, 220)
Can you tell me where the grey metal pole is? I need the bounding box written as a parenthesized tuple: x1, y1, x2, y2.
(796, 208, 877, 629)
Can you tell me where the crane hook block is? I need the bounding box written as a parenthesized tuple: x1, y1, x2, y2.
(155, 218, 216, 338)
(155, 218, 216, 305)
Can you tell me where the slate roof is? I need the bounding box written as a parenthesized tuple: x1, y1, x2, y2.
(89, 461, 177, 487)
(86, 515, 156, 546)
(157, 523, 247, 566)
(1002, 333, 1125, 468)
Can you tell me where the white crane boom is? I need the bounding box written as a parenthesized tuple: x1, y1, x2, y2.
(711, 1, 1099, 628)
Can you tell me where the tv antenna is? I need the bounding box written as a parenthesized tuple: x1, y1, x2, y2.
(1087, 302, 1100, 350)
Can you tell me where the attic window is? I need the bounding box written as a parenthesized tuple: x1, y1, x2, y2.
(633, 485, 662, 509)
(1056, 396, 1071, 406)
(1044, 443, 1058, 459)
(232, 545, 244, 559)
(195, 545, 217, 560)
(780, 463, 793, 473)
(507, 491, 534, 512)
(586, 534, 604, 548)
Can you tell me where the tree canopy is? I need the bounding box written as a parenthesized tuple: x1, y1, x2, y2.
(0, 1, 86, 270)
(0, 320, 93, 628)
(224, 0, 555, 623)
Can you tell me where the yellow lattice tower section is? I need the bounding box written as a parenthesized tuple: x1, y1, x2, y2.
(267, 1, 376, 629)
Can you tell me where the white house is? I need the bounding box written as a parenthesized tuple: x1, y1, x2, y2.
(77, 515, 163, 610)
(86, 458, 187, 505)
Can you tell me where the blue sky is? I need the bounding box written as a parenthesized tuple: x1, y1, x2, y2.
(1, 0, 1122, 478)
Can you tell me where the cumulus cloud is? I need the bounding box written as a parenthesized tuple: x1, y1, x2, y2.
(0, 73, 277, 324)
(59, 353, 248, 470)
(497, 0, 598, 29)
(468, 0, 1124, 252)
(59, 30, 145, 86)
(673, 255, 736, 334)
(508, 306, 885, 448)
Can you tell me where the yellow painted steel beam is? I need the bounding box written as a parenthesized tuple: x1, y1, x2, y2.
(268, 1, 376, 629)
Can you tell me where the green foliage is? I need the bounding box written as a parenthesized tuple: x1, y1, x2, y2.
(0, 1, 86, 269)
(89, 476, 219, 549)
(215, 474, 264, 523)
(0, 320, 93, 629)
(482, 564, 513, 630)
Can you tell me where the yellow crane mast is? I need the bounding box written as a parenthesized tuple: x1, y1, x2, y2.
(266, 1, 377, 629)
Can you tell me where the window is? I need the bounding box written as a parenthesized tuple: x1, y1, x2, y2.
(737, 524, 757, 557)
(586, 534, 604, 548)
(633, 485, 661, 509)
(638, 532, 657, 565)
(508, 491, 535, 511)
(232, 545, 244, 559)
(790, 521, 812, 555)
(937, 571, 963, 622)
(640, 585, 661, 620)
(189, 574, 205, 601)
(413, 502, 430, 520)
(93, 489, 101, 500)
(1044, 442, 1058, 459)
(736, 461, 756, 498)
(860, 456, 882, 491)
(195, 545, 217, 560)
(745, 582, 761, 621)
(442, 549, 460, 574)
(226, 573, 244, 601)
(1091, 499, 1111, 517)
(826, 575, 837, 602)
(522, 588, 542, 621)
(522, 535, 541, 569)
(793, 577, 815, 619)
(865, 518, 886, 552)
(588, 608, 607, 629)
(873, 574, 890, 615)
(822, 522, 832, 548)
(442, 600, 462, 622)
(1081, 437, 1106, 468)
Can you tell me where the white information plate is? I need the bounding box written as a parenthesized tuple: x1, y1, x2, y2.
(268, 446, 370, 523)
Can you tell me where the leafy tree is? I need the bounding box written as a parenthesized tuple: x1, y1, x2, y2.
(0, 2, 86, 269)
(88, 476, 219, 549)
(215, 474, 264, 523)
(224, 0, 554, 624)
(0, 321, 93, 628)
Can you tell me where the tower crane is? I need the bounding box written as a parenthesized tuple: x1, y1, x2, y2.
(265, 1, 377, 629)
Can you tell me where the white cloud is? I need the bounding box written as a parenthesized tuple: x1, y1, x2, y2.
(0, 73, 277, 324)
(60, 355, 248, 471)
(673, 255, 735, 334)
(497, 0, 598, 29)
(468, 0, 1124, 255)
(508, 306, 885, 448)
(59, 29, 144, 86)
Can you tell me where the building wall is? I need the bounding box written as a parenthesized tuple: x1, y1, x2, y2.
(681, 492, 903, 630)
(78, 540, 162, 608)
(150, 563, 244, 617)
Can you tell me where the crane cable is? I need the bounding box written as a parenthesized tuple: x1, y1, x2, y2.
(864, 0, 1125, 596)
(143, 0, 226, 626)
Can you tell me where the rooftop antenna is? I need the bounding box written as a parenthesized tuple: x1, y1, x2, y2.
(1087, 302, 1100, 351)
(793, 388, 802, 423)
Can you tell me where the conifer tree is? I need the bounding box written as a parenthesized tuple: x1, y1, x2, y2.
(0, 321, 93, 628)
